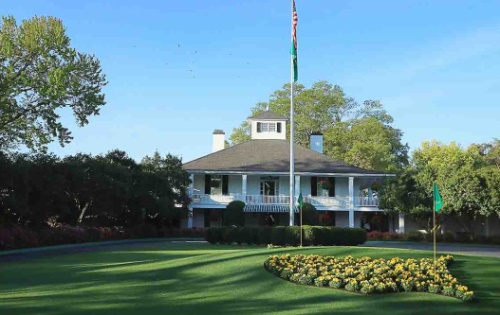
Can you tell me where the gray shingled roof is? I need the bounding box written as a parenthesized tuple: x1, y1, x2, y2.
(183, 140, 386, 175)
(248, 111, 288, 120)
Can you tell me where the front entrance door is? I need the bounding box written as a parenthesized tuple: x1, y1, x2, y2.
(260, 179, 279, 203)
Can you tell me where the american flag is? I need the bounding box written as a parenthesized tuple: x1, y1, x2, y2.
(292, 0, 298, 51)
(291, 0, 298, 82)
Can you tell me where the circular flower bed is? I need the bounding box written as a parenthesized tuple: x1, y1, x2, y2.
(264, 254, 475, 302)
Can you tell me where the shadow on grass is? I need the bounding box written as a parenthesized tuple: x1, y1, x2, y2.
(1, 245, 499, 315)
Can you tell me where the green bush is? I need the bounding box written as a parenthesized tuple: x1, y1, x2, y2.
(302, 225, 315, 245)
(205, 227, 228, 244)
(271, 226, 287, 245)
(226, 227, 242, 244)
(205, 225, 368, 246)
(258, 226, 273, 245)
(314, 226, 331, 245)
(223, 200, 245, 226)
(239, 226, 252, 245)
(301, 202, 319, 225)
(287, 226, 301, 246)
(405, 231, 425, 242)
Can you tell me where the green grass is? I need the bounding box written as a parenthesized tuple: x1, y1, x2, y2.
(1, 243, 499, 315)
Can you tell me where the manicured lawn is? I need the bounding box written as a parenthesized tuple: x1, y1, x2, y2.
(1, 243, 499, 315)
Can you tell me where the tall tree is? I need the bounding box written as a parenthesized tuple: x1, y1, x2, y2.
(324, 117, 408, 172)
(141, 151, 191, 211)
(229, 80, 408, 171)
(0, 16, 107, 152)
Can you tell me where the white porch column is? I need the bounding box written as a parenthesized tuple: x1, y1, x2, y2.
(348, 176, 354, 228)
(188, 174, 194, 228)
(398, 213, 405, 234)
(294, 175, 301, 201)
(242, 175, 247, 203)
(368, 187, 373, 202)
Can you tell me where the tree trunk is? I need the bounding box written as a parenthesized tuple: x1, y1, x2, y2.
(77, 200, 92, 225)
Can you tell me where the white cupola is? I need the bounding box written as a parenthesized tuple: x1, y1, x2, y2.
(248, 110, 288, 140)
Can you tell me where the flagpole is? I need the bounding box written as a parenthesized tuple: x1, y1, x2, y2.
(300, 204, 303, 247)
(433, 184, 437, 278)
(289, 0, 295, 227)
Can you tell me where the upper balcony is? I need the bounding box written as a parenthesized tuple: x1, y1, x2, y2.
(190, 194, 379, 210)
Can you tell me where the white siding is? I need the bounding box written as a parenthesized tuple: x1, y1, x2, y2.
(250, 120, 287, 140)
(335, 177, 349, 197)
(300, 177, 311, 196)
(247, 175, 261, 195)
(193, 174, 205, 194)
(278, 176, 290, 196)
(335, 211, 350, 227)
(228, 175, 242, 195)
(193, 210, 205, 227)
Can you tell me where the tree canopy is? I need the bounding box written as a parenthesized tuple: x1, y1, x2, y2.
(229, 80, 408, 172)
(0, 15, 107, 152)
(0, 149, 190, 228)
(379, 140, 500, 232)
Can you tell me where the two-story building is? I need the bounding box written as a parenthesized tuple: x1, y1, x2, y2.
(182, 110, 397, 230)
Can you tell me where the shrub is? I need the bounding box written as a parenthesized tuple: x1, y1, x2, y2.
(248, 226, 261, 245)
(314, 226, 331, 245)
(367, 231, 385, 240)
(239, 226, 253, 245)
(226, 227, 242, 244)
(440, 232, 455, 243)
(302, 225, 315, 245)
(206, 226, 368, 246)
(405, 231, 425, 242)
(127, 224, 159, 239)
(223, 200, 245, 226)
(205, 227, 226, 244)
(287, 226, 301, 246)
(271, 226, 287, 246)
(258, 226, 273, 245)
(301, 203, 319, 225)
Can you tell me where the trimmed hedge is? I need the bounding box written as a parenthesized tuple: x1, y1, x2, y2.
(205, 225, 367, 246)
(0, 225, 206, 251)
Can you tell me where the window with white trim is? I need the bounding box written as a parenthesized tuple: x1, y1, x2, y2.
(210, 175, 222, 195)
(257, 122, 278, 133)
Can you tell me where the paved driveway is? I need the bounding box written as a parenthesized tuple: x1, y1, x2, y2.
(364, 241, 500, 258)
(2, 239, 500, 264)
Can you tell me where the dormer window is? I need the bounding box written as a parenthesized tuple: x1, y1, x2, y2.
(249, 110, 287, 140)
(257, 122, 281, 133)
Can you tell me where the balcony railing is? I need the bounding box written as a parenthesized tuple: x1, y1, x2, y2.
(191, 194, 237, 204)
(190, 194, 379, 208)
(355, 197, 379, 207)
(305, 196, 349, 208)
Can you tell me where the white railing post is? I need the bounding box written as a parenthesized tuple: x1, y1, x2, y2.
(348, 177, 354, 228)
(242, 175, 247, 203)
(188, 174, 194, 228)
(294, 175, 301, 204)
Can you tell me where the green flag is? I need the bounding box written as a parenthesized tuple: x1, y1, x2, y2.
(433, 183, 443, 212)
(297, 191, 304, 208)
(291, 0, 298, 82)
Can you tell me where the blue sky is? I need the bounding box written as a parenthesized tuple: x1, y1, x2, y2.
(2, 0, 500, 163)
